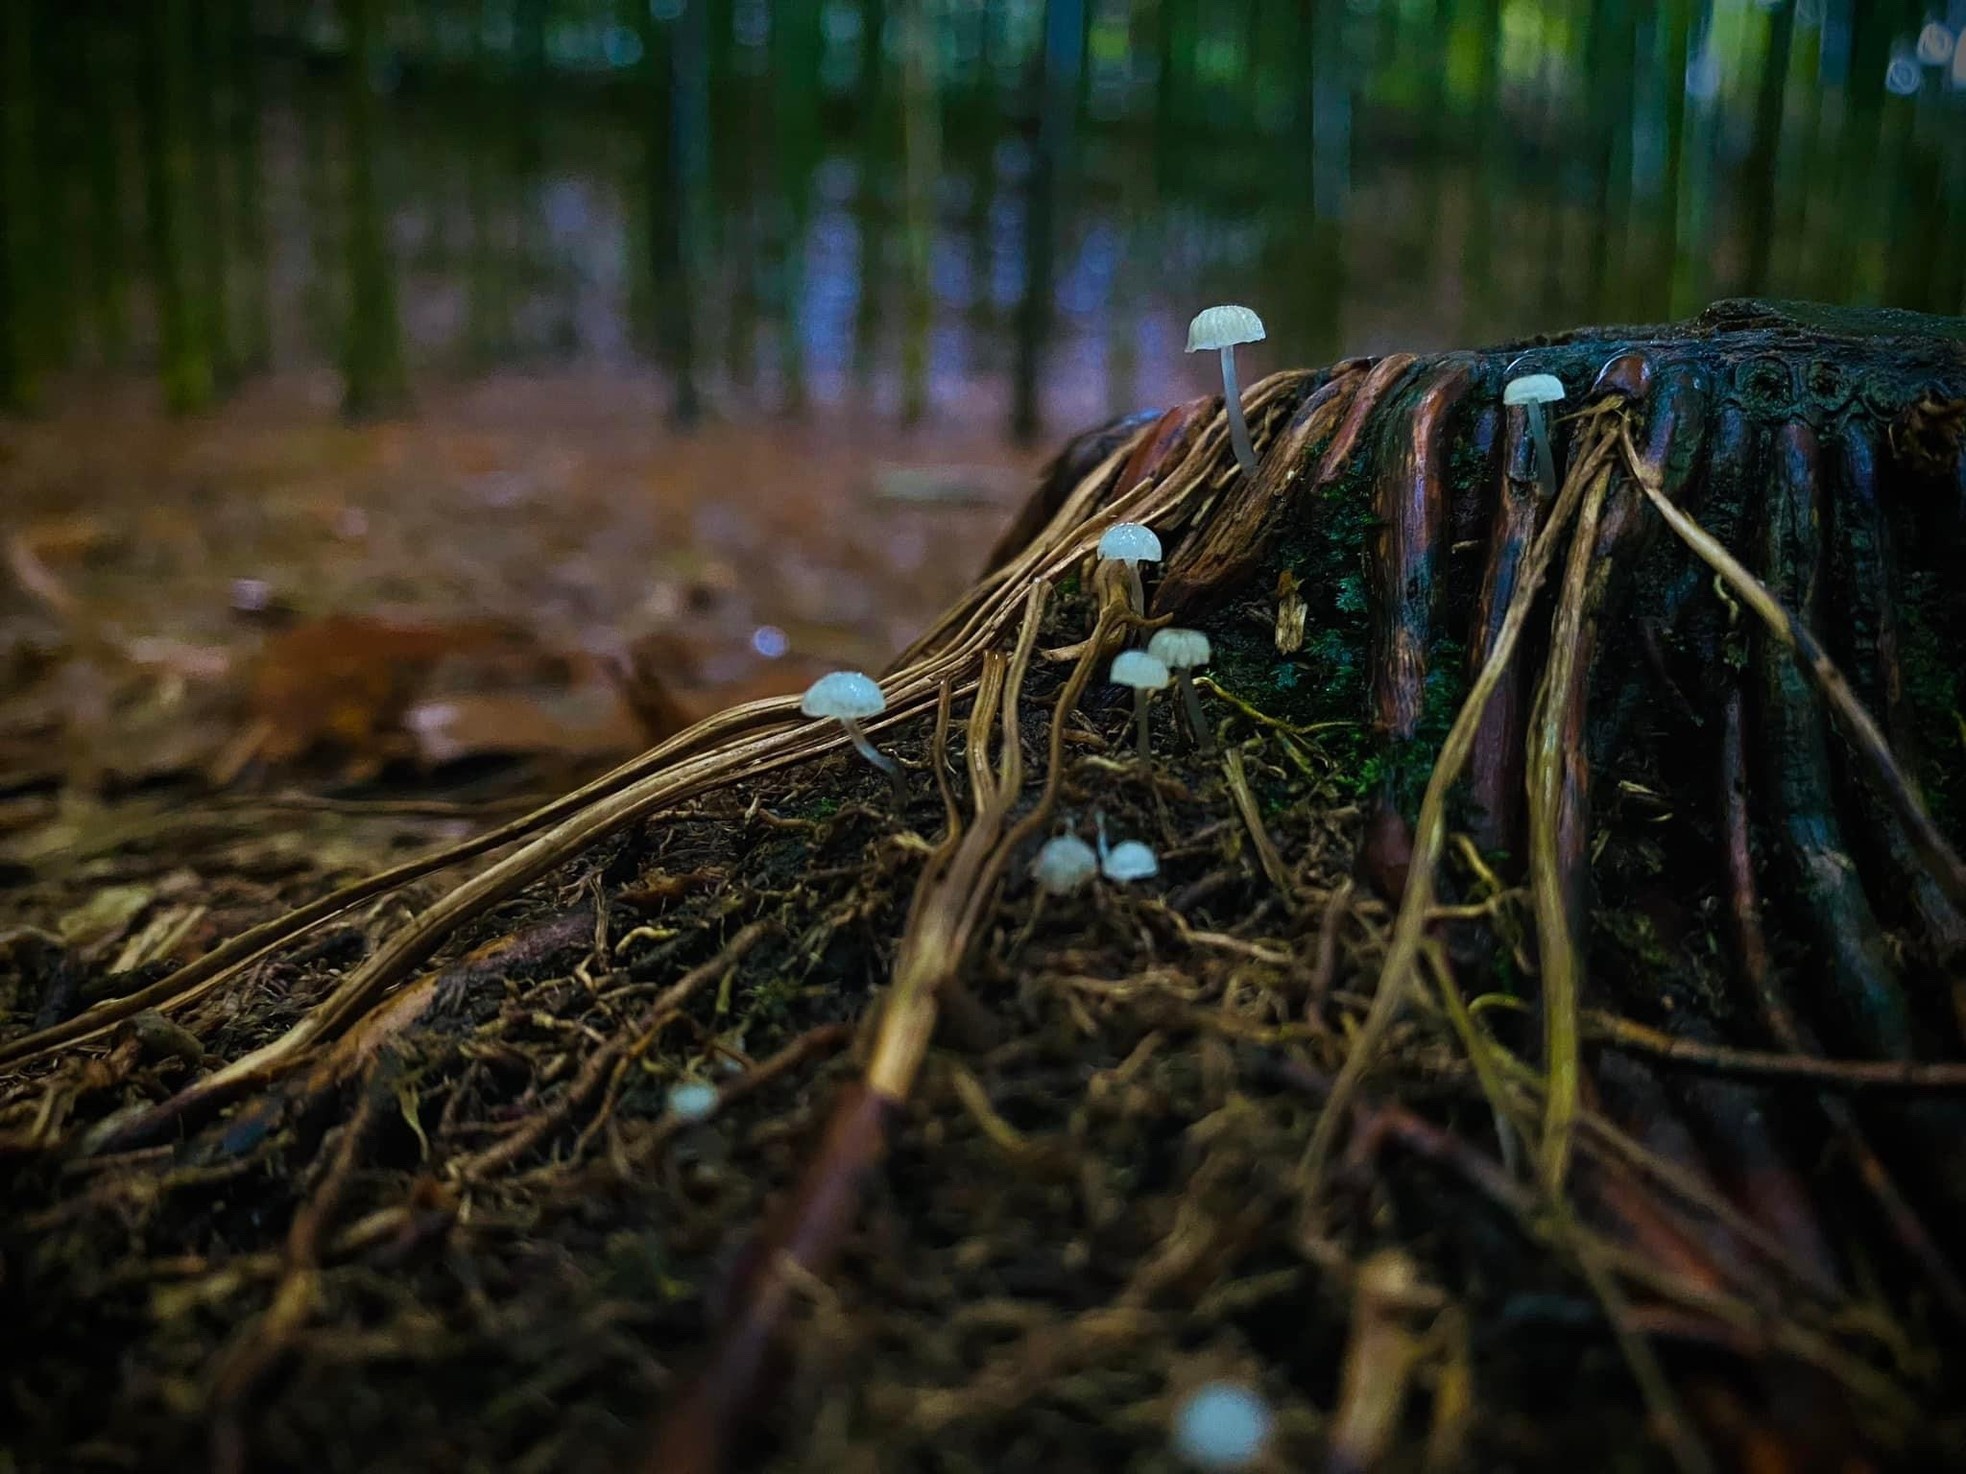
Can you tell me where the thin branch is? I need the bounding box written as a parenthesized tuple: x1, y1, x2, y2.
(1586, 1012, 1966, 1093)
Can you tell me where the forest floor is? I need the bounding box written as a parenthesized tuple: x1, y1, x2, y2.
(0, 370, 1040, 800)
(0, 566, 1676, 1473)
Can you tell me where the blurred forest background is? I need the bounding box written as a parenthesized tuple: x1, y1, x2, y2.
(0, 0, 1961, 433)
(1, 0, 1963, 782)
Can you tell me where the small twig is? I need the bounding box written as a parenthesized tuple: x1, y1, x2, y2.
(931, 678, 959, 836)
(1194, 675, 1355, 738)
(1222, 747, 1295, 903)
(1585, 1011, 1966, 1093)
(1303, 879, 1354, 1013)
(207, 1058, 394, 1474)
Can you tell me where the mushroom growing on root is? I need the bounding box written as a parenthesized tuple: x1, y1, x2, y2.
(1097, 521, 1163, 615)
(800, 670, 905, 803)
(1503, 369, 1566, 501)
(1147, 626, 1214, 751)
(1110, 648, 1172, 760)
(1187, 304, 1267, 477)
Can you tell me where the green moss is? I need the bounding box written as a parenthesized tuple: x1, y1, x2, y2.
(1196, 425, 1488, 819)
(1596, 908, 1676, 978)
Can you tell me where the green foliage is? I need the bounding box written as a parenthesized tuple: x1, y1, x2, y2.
(2, 1, 1960, 417)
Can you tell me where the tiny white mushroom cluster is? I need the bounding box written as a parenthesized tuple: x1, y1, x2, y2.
(1032, 822, 1156, 891)
(1110, 627, 1212, 759)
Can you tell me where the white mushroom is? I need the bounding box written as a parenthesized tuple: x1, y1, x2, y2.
(1101, 838, 1160, 883)
(1031, 833, 1098, 895)
(1110, 649, 1171, 760)
(1171, 1380, 1274, 1471)
(666, 1080, 720, 1123)
(1915, 22, 1955, 68)
(1097, 521, 1163, 615)
(1502, 371, 1565, 502)
(1186, 304, 1267, 478)
(1147, 627, 1213, 753)
(801, 670, 904, 802)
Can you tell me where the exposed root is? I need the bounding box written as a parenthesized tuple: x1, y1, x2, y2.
(1300, 420, 1618, 1198)
(1525, 443, 1613, 1189)
(1624, 423, 1966, 919)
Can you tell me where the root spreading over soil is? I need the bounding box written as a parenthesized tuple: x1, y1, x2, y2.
(5, 301, 1966, 1472)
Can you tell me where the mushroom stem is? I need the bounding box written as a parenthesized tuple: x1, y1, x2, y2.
(1218, 345, 1259, 477)
(1127, 562, 1146, 614)
(1134, 688, 1153, 761)
(1525, 400, 1557, 502)
(1177, 671, 1213, 754)
(842, 717, 906, 803)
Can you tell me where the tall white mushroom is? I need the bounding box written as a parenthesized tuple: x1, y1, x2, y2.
(1097, 521, 1163, 615)
(1148, 626, 1213, 752)
(1502, 370, 1565, 502)
(801, 670, 904, 802)
(1110, 649, 1171, 761)
(1187, 304, 1266, 478)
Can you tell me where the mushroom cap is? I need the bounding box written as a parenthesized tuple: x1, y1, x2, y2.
(666, 1080, 720, 1123)
(1102, 839, 1160, 883)
(1186, 304, 1266, 353)
(801, 669, 887, 720)
(1171, 1381, 1273, 1471)
(1110, 650, 1172, 691)
(1031, 833, 1098, 894)
(1503, 372, 1566, 406)
(1147, 627, 1211, 670)
(1097, 522, 1163, 564)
